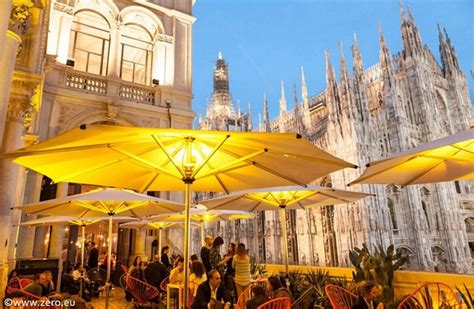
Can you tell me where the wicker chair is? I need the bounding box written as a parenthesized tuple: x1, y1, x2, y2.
(325, 284, 357, 309)
(125, 275, 160, 307)
(236, 285, 252, 309)
(18, 278, 34, 290)
(398, 282, 462, 309)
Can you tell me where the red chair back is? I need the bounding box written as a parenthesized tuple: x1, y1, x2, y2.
(125, 275, 160, 304)
(257, 297, 291, 309)
(160, 276, 170, 291)
(325, 284, 357, 309)
(121, 264, 129, 273)
(236, 285, 252, 309)
(8, 288, 57, 309)
(19, 278, 34, 290)
(398, 282, 462, 309)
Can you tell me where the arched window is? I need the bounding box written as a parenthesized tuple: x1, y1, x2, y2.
(120, 24, 154, 85)
(69, 10, 110, 76)
(387, 198, 398, 230)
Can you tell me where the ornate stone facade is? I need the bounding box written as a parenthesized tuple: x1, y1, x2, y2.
(198, 5, 473, 273)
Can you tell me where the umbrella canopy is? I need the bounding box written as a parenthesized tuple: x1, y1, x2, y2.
(349, 128, 474, 186)
(12, 188, 184, 218)
(17, 216, 134, 227)
(1, 124, 356, 192)
(200, 185, 373, 211)
(200, 185, 372, 272)
(1, 124, 356, 307)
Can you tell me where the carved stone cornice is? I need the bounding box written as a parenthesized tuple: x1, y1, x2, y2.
(156, 33, 174, 44)
(9, 0, 35, 35)
(53, 1, 74, 15)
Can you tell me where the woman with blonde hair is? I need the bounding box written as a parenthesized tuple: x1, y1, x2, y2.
(232, 243, 251, 298)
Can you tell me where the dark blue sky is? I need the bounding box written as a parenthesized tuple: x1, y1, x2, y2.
(192, 0, 473, 126)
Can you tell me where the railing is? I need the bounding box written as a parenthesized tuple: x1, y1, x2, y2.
(119, 83, 155, 105)
(65, 72, 107, 94)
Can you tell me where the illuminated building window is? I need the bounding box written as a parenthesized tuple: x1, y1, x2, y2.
(120, 24, 153, 85)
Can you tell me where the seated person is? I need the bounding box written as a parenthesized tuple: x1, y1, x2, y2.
(170, 258, 185, 285)
(266, 276, 294, 302)
(351, 281, 384, 309)
(246, 286, 269, 309)
(192, 270, 231, 309)
(42, 271, 63, 300)
(24, 274, 47, 298)
(144, 254, 168, 291)
(62, 266, 80, 295)
(189, 261, 207, 297)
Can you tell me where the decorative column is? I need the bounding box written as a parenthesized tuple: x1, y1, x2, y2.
(108, 26, 122, 78)
(0, 89, 34, 297)
(49, 182, 67, 291)
(132, 228, 147, 258)
(56, 13, 73, 64)
(0, 1, 12, 59)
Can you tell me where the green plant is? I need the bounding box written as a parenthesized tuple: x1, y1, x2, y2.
(349, 243, 406, 306)
(250, 257, 266, 276)
(456, 283, 473, 309)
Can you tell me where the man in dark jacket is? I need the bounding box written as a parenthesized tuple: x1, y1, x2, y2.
(192, 270, 231, 309)
(87, 242, 99, 269)
(144, 254, 169, 291)
(351, 281, 383, 309)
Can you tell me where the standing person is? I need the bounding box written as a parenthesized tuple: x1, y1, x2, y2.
(351, 281, 384, 309)
(88, 242, 99, 269)
(192, 270, 231, 309)
(223, 243, 236, 297)
(144, 254, 168, 291)
(161, 246, 172, 269)
(210, 236, 229, 277)
(201, 235, 213, 273)
(233, 243, 251, 299)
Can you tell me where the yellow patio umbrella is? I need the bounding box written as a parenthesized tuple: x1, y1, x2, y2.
(151, 208, 255, 246)
(1, 124, 356, 307)
(349, 128, 474, 186)
(200, 185, 373, 273)
(12, 187, 183, 308)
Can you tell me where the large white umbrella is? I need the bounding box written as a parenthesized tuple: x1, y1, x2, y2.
(349, 128, 474, 186)
(200, 185, 373, 273)
(151, 208, 255, 245)
(12, 188, 184, 307)
(1, 124, 356, 307)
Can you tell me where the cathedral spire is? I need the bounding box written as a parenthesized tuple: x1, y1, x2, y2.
(293, 83, 299, 109)
(438, 25, 460, 76)
(325, 49, 336, 87)
(258, 112, 262, 132)
(400, 1, 423, 58)
(379, 22, 395, 87)
(352, 31, 369, 123)
(352, 32, 364, 80)
(301, 66, 309, 110)
(339, 41, 351, 98)
(247, 103, 253, 131)
(263, 93, 271, 132)
(279, 80, 287, 117)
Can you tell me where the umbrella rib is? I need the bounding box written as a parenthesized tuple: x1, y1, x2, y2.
(317, 190, 352, 203)
(192, 135, 230, 178)
(195, 149, 266, 179)
(204, 195, 244, 210)
(54, 160, 121, 183)
(214, 175, 230, 194)
(140, 171, 160, 193)
(421, 154, 472, 163)
(23, 201, 68, 215)
(250, 201, 263, 212)
(152, 135, 185, 178)
(402, 159, 448, 186)
(349, 157, 416, 185)
(296, 201, 305, 210)
(268, 149, 357, 168)
(109, 147, 180, 179)
(451, 142, 474, 154)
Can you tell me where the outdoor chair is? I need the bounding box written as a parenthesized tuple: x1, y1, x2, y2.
(397, 282, 462, 309)
(125, 275, 160, 308)
(121, 264, 130, 273)
(87, 267, 107, 297)
(18, 278, 34, 290)
(236, 285, 252, 309)
(256, 297, 291, 309)
(325, 284, 357, 309)
(160, 276, 170, 292)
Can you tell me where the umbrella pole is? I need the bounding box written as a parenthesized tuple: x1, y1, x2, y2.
(200, 221, 204, 246)
(105, 215, 113, 309)
(183, 182, 191, 309)
(158, 228, 162, 256)
(80, 225, 86, 297)
(279, 208, 289, 274)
